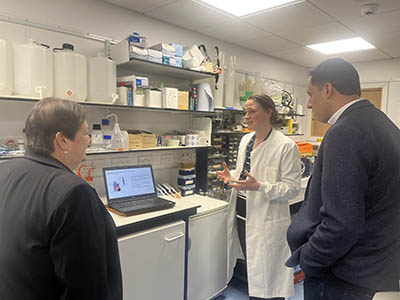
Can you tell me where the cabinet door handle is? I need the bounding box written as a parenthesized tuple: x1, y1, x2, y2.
(236, 214, 246, 222)
(164, 232, 185, 242)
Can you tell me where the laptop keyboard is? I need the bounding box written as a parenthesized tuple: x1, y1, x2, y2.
(113, 199, 155, 209)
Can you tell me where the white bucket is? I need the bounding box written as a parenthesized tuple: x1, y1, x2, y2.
(14, 40, 53, 98)
(53, 43, 87, 102)
(87, 53, 117, 104)
(0, 39, 13, 96)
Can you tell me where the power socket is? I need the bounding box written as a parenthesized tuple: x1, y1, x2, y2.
(138, 155, 152, 165)
(161, 154, 174, 165)
(111, 157, 130, 167)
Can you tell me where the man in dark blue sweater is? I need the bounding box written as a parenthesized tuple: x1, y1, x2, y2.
(286, 58, 400, 300)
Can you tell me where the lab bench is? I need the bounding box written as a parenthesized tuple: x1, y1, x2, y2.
(106, 194, 229, 300)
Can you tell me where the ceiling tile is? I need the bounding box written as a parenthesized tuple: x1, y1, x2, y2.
(277, 22, 356, 45)
(243, 1, 335, 34)
(145, 0, 233, 31)
(342, 9, 400, 35)
(197, 20, 268, 43)
(241, 35, 299, 54)
(327, 49, 391, 63)
(267, 47, 326, 67)
(104, 0, 177, 13)
(308, 0, 400, 21)
(357, 31, 400, 58)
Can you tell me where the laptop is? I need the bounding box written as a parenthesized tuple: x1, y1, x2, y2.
(103, 164, 175, 216)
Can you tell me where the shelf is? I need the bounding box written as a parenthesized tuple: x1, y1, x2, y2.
(212, 131, 247, 134)
(214, 108, 244, 114)
(117, 58, 216, 80)
(86, 145, 210, 155)
(0, 145, 211, 160)
(214, 108, 305, 117)
(284, 133, 304, 136)
(0, 96, 216, 116)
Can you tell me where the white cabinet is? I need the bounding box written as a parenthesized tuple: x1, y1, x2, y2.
(118, 221, 186, 300)
(188, 208, 228, 300)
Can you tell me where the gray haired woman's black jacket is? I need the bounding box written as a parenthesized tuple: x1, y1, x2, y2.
(0, 151, 122, 300)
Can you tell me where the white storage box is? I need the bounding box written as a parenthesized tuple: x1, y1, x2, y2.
(150, 43, 175, 56)
(130, 45, 148, 60)
(134, 94, 145, 107)
(147, 49, 162, 64)
(145, 89, 162, 108)
(151, 43, 183, 57)
(162, 87, 178, 109)
(110, 40, 148, 63)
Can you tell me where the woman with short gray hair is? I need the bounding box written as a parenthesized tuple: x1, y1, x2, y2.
(0, 98, 122, 300)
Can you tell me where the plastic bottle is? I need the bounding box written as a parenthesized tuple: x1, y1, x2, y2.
(91, 124, 103, 148)
(111, 122, 123, 150)
(106, 113, 123, 150)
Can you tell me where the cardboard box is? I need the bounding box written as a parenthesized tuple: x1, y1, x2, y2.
(178, 91, 189, 110)
(128, 132, 157, 149)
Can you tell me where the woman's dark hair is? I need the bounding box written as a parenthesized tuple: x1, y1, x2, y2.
(309, 58, 361, 97)
(25, 98, 86, 156)
(248, 94, 284, 127)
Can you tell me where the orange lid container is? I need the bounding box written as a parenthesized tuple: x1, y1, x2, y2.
(296, 142, 313, 157)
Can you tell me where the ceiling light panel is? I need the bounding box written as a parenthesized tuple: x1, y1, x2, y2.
(307, 37, 375, 55)
(196, 0, 301, 17)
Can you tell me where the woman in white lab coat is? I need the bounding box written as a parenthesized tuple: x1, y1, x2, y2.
(217, 94, 301, 299)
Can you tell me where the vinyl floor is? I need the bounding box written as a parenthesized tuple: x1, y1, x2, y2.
(213, 276, 304, 300)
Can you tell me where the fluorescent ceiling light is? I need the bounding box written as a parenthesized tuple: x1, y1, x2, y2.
(307, 37, 375, 55)
(197, 0, 301, 17)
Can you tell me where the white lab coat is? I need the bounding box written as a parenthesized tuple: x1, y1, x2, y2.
(227, 129, 301, 298)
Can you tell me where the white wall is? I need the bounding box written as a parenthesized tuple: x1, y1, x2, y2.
(355, 59, 400, 128)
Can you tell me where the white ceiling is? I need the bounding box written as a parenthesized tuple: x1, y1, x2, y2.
(104, 0, 400, 67)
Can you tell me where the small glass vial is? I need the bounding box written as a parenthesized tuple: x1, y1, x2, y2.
(103, 135, 112, 150)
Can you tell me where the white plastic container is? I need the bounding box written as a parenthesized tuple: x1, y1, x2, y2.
(144, 89, 162, 108)
(14, 40, 53, 98)
(53, 43, 87, 102)
(87, 53, 118, 104)
(111, 122, 123, 150)
(162, 87, 178, 109)
(0, 39, 13, 96)
(134, 94, 145, 107)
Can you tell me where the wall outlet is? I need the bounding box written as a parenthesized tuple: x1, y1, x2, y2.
(111, 157, 130, 167)
(161, 154, 174, 165)
(138, 155, 153, 165)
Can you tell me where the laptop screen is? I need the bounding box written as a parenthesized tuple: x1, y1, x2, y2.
(103, 165, 156, 203)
